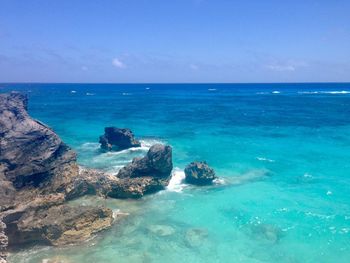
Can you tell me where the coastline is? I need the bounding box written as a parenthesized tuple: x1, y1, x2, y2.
(1, 84, 350, 262)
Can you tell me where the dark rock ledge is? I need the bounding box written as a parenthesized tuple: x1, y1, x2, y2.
(0, 92, 173, 251)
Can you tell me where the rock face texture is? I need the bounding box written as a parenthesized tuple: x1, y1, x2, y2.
(114, 144, 173, 197)
(0, 219, 8, 263)
(0, 92, 78, 190)
(118, 144, 172, 179)
(0, 92, 114, 248)
(99, 127, 141, 151)
(3, 203, 113, 246)
(68, 144, 173, 199)
(184, 161, 216, 185)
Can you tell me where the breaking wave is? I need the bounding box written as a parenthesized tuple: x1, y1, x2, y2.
(167, 168, 187, 193)
(77, 138, 164, 175)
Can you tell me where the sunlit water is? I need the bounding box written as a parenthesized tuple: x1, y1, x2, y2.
(1, 83, 350, 263)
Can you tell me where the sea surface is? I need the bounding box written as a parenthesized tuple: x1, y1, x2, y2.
(1, 83, 350, 263)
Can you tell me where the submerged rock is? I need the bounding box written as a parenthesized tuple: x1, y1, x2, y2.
(184, 161, 217, 185)
(249, 223, 283, 244)
(185, 228, 208, 247)
(99, 127, 141, 151)
(147, 224, 175, 237)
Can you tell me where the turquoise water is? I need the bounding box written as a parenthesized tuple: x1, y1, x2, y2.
(2, 83, 350, 263)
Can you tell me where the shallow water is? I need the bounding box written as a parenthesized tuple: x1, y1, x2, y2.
(2, 83, 350, 262)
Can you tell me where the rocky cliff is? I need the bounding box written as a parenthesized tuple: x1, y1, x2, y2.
(0, 92, 173, 250)
(0, 92, 113, 248)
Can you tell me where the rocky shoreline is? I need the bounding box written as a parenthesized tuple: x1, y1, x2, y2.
(0, 92, 217, 262)
(0, 92, 176, 261)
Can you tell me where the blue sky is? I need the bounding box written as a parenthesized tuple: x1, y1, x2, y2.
(0, 0, 349, 83)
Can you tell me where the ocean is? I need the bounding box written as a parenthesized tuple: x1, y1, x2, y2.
(2, 83, 350, 263)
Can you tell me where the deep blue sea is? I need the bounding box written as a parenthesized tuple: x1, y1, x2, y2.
(2, 83, 350, 263)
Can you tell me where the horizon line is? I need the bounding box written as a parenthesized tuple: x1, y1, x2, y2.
(1, 81, 350, 85)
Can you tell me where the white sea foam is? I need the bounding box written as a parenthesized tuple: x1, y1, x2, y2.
(106, 165, 126, 175)
(298, 90, 350, 95)
(139, 138, 164, 148)
(103, 146, 148, 156)
(167, 168, 186, 192)
(208, 88, 217, 91)
(305, 211, 335, 220)
(256, 157, 275, 163)
(272, 91, 280, 94)
(325, 90, 350, 94)
(78, 139, 164, 175)
(71, 90, 77, 93)
(122, 92, 132, 96)
(145, 87, 150, 90)
(213, 177, 226, 185)
(86, 92, 95, 96)
(112, 209, 129, 220)
(79, 142, 100, 150)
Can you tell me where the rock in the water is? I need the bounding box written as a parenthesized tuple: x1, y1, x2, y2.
(109, 144, 173, 198)
(99, 127, 141, 151)
(185, 228, 208, 247)
(118, 144, 173, 179)
(184, 161, 216, 185)
(108, 176, 169, 198)
(2, 202, 113, 246)
(249, 223, 283, 244)
(0, 92, 78, 190)
(147, 224, 175, 237)
(66, 167, 170, 199)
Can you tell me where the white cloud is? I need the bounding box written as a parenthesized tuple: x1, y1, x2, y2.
(266, 64, 296, 72)
(265, 60, 307, 72)
(112, 57, 126, 69)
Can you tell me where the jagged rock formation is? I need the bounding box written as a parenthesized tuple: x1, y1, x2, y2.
(118, 144, 172, 179)
(0, 92, 78, 191)
(0, 92, 113, 247)
(99, 127, 141, 151)
(184, 161, 217, 185)
(0, 92, 174, 249)
(68, 144, 173, 199)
